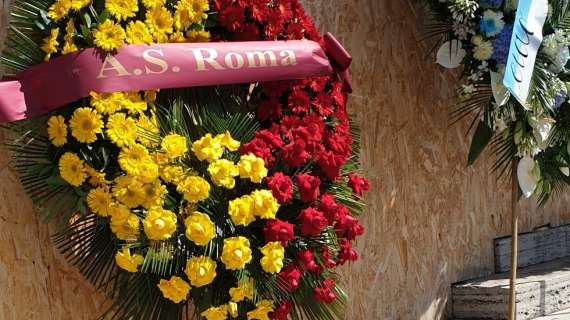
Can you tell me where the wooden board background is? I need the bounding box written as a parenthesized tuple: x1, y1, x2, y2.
(1, 0, 570, 319)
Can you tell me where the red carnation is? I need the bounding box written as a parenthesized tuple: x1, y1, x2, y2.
(321, 246, 337, 269)
(270, 300, 292, 320)
(282, 140, 310, 167)
(278, 264, 303, 291)
(279, 115, 303, 138)
(219, 6, 246, 32)
(336, 215, 364, 240)
(312, 93, 335, 116)
(318, 193, 347, 224)
(241, 139, 275, 167)
(257, 98, 283, 121)
(266, 172, 294, 204)
(338, 239, 359, 265)
(263, 219, 295, 245)
(309, 76, 329, 93)
(255, 129, 285, 149)
(314, 278, 337, 304)
(317, 151, 346, 181)
(286, 21, 305, 40)
(234, 23, 261, 41)
(348, 173, 370, 196)
(288, 88, 311, 114)
(298, 207, 327, 236)
(296, 173, 321, 203)
(297, 249, 319, 272)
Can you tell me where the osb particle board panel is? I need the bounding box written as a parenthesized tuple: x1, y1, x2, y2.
(1, 1, 570, 320)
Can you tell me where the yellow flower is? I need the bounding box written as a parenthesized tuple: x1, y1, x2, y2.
(250, 190, 279, 219)
(69, 107, 103, 143)
(174, 0, 209, 30)
(115, 248, 144, 272)
(160, 165, 184, 184)
(228, 195, 255, 226)
(144, 90, 159, 102)
(59, 152, 86, 186)
(176, 176, 210, 202)
(107, 113, 137, 147)
(118, 144, 158, 182)
(41, 28, 60, 61)
(208, 159, 239, 189)
(474, 40, 493, 61)
(90, 91, 125, 114)
(201, 306, 228, 320)
(85, 166, 107, 186)
(137, 158, 160, 184)
(158, 276, 190, 304)
(217, 131, 240, 151)
(126, 20, 154, 45)
(161, 134, 188, 159)
(247, 300, 273, 320)
(71, 0, 91, 10)
(94, 20, 126, 51)
(142, 0, 165, 8)
(124, 92, 148, 114)
(238, 154, 267, 183)
(227, 302, 238, 318)
(221, 236, 252, 270)
(184, 256, 217, 287)
(184, 212, 215, 245)
(260, 242, 285, 274)
(48, 0, 72, 21)
(62, 41, 78, 55)
(229, 279, 253, 302)
(113, 175, 144, 208)
(87, 187, 113, 216)
(187, 30, 211, 42)
(192, 133, 224, 162)
(105, 0, 138, 21)
(146, 7, 174, 40)
(110, 204, 140, 240)
(47, 115, 67, 146)
(143, 207, 177, 240)
(62, 20, 78, 55)
(141, 181, 167, 209)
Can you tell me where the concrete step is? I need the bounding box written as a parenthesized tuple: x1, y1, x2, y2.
(452, 257, 570, 320)
(533, 308, 570, 319)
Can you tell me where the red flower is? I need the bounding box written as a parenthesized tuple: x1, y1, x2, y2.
(338, 239, 359, 265)
(325, 130, 352, 158)
(257, 98, 282, 121)
(314, 278, 337, 304)
(309, 76, 329, 93)
(286, 21, 305, 40)
(270, 300, 292, 320)
(266, 172, 294, 204)
(251, 0, 270, 22)
(263, 219, 295, 245)
(234, 23, 261, 41)
(318, 193, 347, 224)
(241, 139, 275, 167)
(321, 246, 337, 269)
(297, 249, 319, 272)
(287, 88, 311, 114)
(219, 6, 246, 32)
(255, 129, 285, 149)
(282, 140, 310, 167)
(278, 264, 303, 291)
(317, 151, 346, 181)
(336, 215, 364, 240)
(296, 173, 321, 203)
(348, 173, 370, 196)
(298, 207, 327, 236)
(312, 93, 335, 116)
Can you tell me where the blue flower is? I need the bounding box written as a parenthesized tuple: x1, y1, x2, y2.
(479, 10, 505, 37)
(554, 90, 567, 109)
(492, 24, 513, 65)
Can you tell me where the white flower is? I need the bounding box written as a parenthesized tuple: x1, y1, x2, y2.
(473, 40, 494, 60)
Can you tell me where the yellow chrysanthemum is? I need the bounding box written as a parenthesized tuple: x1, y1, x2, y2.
(105, 0, 138, 21)
(201, 306, 228, 320)
(158, 276, 190, 304)
(41, 28, 60, 62)
(118, 144, 151, 175)
(59, 152, 86, 186)
(192, 133, 224, 162)
(176, 176, 210, 202)
(208, 159, 239, 189)
(146, 7, 174, 40)
(227, 302, 238, 318)
(161, 134, 188, 159)
(229, 279, 253, 302)
(113, 175, 144, 208)
(184, 212, 215, 246)
(90, 91, 125, 114)
(69, 107, 103, 143)
(174, 0, 209, 30)
(110, 204, 140, 240)
(85, 166, 108, 187)
(169, 31, 186, 43)
(247, 300, 273, 320)
(107, 113, 138, 147)
(125, 21, 153, 45)
(124, 92, 148, 114)
(87, 187, 113, 216)
(221, 236, 252, 270)
(62, 41, 79, 55)
(94, 20, 126, 51)
(71, 0, 91, 10)
(143, 207, 177, 240)
(260, 242, 285, 274)
(62, 20, 78, 55)
(140, 181, 167, 209)
(48, 0, 72, 21)
(47, 115, 67, 146)
(187, 30, 211, 42)
(142, 0, 165, 8)
(160, 165, 184, 184)
(228, 195, 255, 226)
(251, 190, 279, 219)
(217, 131, 240, 152)
(238, 154, 268, 183)
(144, 90, 159, 102)
(115, 248, 144, 273)
(184, 256, 217, 287)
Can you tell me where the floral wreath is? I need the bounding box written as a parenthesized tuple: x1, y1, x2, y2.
(2, 0, 369, 319)
(427, 0, 570, 203)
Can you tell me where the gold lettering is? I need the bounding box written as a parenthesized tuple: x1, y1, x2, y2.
(280, 50, 297, 66)
(97, 55, 131, 79)
(225, 52, 245, 69)
(246, 51, 278, 68)
(191, 48, 226, 71)
(143, 49, 168, 74)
